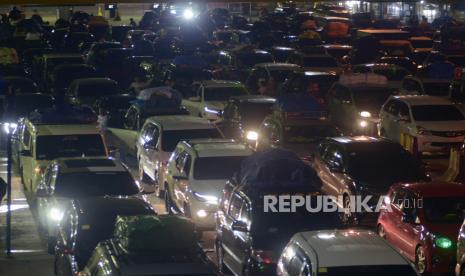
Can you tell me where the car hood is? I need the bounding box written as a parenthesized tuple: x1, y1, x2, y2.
(190, 179, 227, 197)
(282, 143, 318, 158)
(424, 223, 462, 242)
(415, 121, 465, 132)
(205, 101, 226, 111)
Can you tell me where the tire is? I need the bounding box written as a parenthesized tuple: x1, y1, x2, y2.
(377, 224, 386, 239)
(216, 240, 230, 274)
(415, 245, 428, 275)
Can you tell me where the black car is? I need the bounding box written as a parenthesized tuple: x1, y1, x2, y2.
(50, 64, 98, 99)
(221, 95, 276, 143)
(94, 94, 136, 128)
(311, 136, 429, 225)
(1, 76, 39, 94)
(54, 197, 156, 276)
(66, 78, 120, 106)
(280, 70, 339, 100)
(216, 149, 341, 275)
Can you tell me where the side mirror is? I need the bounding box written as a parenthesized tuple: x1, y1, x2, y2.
(20, 149, 31, 157)
(143, 141, 157, 150)
(188, 96, 201, 102)
(108, 146, 120, 158)
(232, 220, 248, 232)
(36, 186, 50, 197)
(172, 175, 188, 181)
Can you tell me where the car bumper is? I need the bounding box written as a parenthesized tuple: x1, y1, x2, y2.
(428, 250, 456, 273)
(416, 135, 464, 152)
(189, 199, 218, 229)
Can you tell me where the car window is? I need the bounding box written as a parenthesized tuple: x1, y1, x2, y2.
(398, 102, 410, 118)
(229, 193, 243, 220)
(391, 188, 407, 209)
(141, 124, 156, 144)
(124, 107, 138, 130)
(383, 99, 398, 115)
(322, 144, 344, 167)
(23, 129, 31, 147)
(181, 153, 192, 176)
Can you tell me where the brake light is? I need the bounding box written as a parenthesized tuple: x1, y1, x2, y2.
(252, 250, 275, 264)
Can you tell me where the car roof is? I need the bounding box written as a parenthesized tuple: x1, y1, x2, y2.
(254, 63, 300, 70)
(71, 78, 117, 85)
(199, 80, 244, 88)
(230, 95, 276, 104)
(392, 95, 453, 106)
(73, 197, 153, 218)
(302, 70, 338, 77)
(295, 229, 409, 267)
(396, 181, 465, 197)
(31, 124, 101, 136)
(145, 115, 216, 131)
(54, 157, 126, 174)
(185, 139, 253, 157)
(328, 136, 390, 145)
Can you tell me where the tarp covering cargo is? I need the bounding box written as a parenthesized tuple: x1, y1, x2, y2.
(113, 215, 197, 252)
(28, 104, 97, 124)
(136, 86, 182, 106)
(0, 48, 19, 65)
(238, 148, 322, 191)
(275, 94, 327, 118)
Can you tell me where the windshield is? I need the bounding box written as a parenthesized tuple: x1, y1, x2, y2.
(347, 144, 424, 184)
(204, 87, 247, 101)
(412, 105, 464, 121)
(240, 103, 274, 128)
(237, 53, 274, 68)
(78, 83, 119, 98)
(54, 172, 138, 197)
(317, 265, 418, 276)
(161, 129, 221, 152)
(284, 125, 338, 143)
(269, 69, 295, 83)
(194, 156, 248, 180)
(423, 197, 465, 224)
(422, 82, 451, 97)
(36, 135, 106, 160)
(373, 68, 409, 81)
(303, 56, 338, 67)
(352, 87, 392, 113)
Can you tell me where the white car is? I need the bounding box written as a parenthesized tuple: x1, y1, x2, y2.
(379, 95, 465, 153)
(182, 80, 248, 122)
(136, 115, 223, 195)
(164, 139, 252, 229)
(277, 229, 419, 276)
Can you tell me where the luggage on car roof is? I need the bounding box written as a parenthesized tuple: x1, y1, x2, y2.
(113, 215, 197, 252)
(238, 148, 322, 192)
(28, 104, 97, 124)
(135, 86, 182, 108)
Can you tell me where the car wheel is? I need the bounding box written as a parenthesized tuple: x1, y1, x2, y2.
(216, 240, 230, 274)
(377, 224, 386, 239)
(415, 245, 427, 275)
(164, 185, 173, 214)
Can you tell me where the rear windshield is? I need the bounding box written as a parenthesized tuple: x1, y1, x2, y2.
(36, 134, 106, 160)
(411, 105, 464, 121)
(78, 83, 119, 98)
(194, 156, 248, 180)
(303, 56, 338, 67)
(204, 87, 247, 101)
(423, 197, 465, 224)
(54, 172, 139, 197)
(161, 129, 221, 152)
(318, 265, 418, 276)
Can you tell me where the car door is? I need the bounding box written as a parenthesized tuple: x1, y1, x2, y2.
(397, 191, 421, 261)
(141, 124, 160, 180)
(20, 128, 33, 187)
(107, 106, 139, 157)
(317, 142, 345, 197)
(139, 123, 156, 175)
(382, 187, 406, 247)
(382, 99, 402, 140)
(222, 192, 245, 274)
(328, 84, 352, 128)
(172, 152, 191, 211)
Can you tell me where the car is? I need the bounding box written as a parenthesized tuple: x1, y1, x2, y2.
(378, 56, 418, 74)
(18, 110, 107, 194)
(80, 215, 216, 276)
(54, 197, 155, 275)
(379, 95, 465, 153)
(65, 78, 120, 106)
(213, 49, 275, 81)
(50, 63, 98, 100)
(216, 149, 341, 276)
(165, 139, 253, 228)
(327, 73, 392, 135)
(85, 41, 122, 68)
(399, 75, 452, 97)
(378, 181, 465, 275)
(40, 53, 84, 88)
(277, 230, 420, 276)
(182, 80, 249, 122)
(36, 157, 142, 252)
(287, 52, 340, 74)
(1, 76, 39, 94)
(246, 63, 301, 94)
(323, 44, 353, 63)
(280, 70, 339, 101)
(457, 219, 465, 276)
(137, 115, 223, 195)
(256, 94, 339, 156)
(221, 95, 276, 143)
(312, 136, 428, 225)
(93, 94, 136, 127)
(352, 63, 411, 90)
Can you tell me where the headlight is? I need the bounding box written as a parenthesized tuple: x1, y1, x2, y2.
(204, 106, 221, 115)
(2, 122, 18, 134)
(434, 235, 453, 249)
(359, 120, 368, 128)
(246, 131, 258, 141)
(416, 126, 432, 135)
(360, 111, 371, 118)
(49, 208, 64, 221)
(193, 191, 218, 205)
(183, 9, 194, 20)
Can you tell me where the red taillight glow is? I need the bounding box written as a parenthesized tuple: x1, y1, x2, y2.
(253, 250, 274, 264)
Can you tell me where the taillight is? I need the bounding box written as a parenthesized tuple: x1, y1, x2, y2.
(252, 250, 275, 264)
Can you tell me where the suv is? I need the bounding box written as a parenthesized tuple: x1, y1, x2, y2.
(379, 95, 465, 153)
(54, 197, 155, 275)
(36, 157, 141, 252)
(246, 63, 300, 94)
(216, 149, 341, 275)
(165, 139, 253, 228)
(277, 230, 419, 276)
(182, 80, 248, 122)
(137, 116, 222, 195)
(312, 136, 427, 225)
(327, 73, 392, 135)
(378, 181, 465, 275)
(17, 116, 107, 193)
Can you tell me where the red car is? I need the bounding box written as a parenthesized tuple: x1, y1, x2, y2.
(377, 181, 465, 275)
